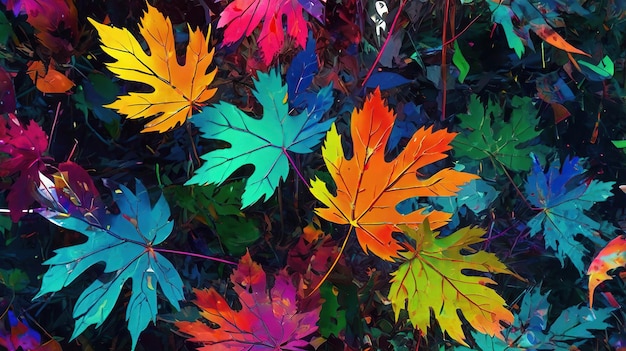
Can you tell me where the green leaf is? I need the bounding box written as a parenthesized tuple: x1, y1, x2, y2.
(319, 282, 346, 338)
(34, 180, 184, 351)
(452, 40, 470, 83)
(612, 140, 626, 149)
(164, 182, 260, 254)
(0, 11, 12, 46)
(452, 95, 549, 177)
(186, 69, 334, 208)
(0, 268, 29, 292)
(215, 215, 260, 255)
(525, 155, 614, 274)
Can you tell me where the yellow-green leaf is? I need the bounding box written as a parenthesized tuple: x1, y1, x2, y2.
(388, 220, 519, 346)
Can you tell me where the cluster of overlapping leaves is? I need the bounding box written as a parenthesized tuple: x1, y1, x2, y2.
(1, 0, 626, 350)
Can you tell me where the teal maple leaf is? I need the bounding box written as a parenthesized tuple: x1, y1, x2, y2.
(452, 94, 549, 177)
(455, 287, 613, 350)
(34, 180, 184, 351)
(186, 69, 334, 208)
(524, 154, 614, 274)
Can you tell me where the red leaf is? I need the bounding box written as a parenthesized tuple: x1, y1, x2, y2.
(176, 252, 320, 350)
(0, 115, 49, 221)
(5, 0, 78, 60)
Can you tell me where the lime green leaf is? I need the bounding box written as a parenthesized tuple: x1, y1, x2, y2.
(452, 94, 549, 177)
(34, 180, 184, 351)
(453, 40, 470, 83)
(388, 220, 517, 346)
(186, 69, 334, 208)
(612, 140, 626, 149)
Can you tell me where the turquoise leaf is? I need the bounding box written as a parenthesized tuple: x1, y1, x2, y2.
(525, 154, 614, 274)
(34, 180, 184, 351)
(186, 68, 334, 208)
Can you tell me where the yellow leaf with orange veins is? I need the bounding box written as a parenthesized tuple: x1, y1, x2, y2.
(88, 2, 217, 133)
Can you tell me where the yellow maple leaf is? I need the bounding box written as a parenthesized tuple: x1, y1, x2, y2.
(88, 2, 217, 133)
(388, 220, 521, 346)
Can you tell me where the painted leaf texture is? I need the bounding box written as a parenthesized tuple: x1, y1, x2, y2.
(34, 180, 184, 351)
(88, 2, 216, 133)
(524, 154, 614, 274)
(388, 221, 518, 346)
(310, 88, 477, 261)
(186, 69, 334, 208)
(456, 287, 613, 350)
(0, 114, 49, 222)
(452, 94, 549, 176)
(176, 252, 320, 350)
(588, 235, 626, 307)
(218, 0, 308, 64)
(0, 310, 62, 351)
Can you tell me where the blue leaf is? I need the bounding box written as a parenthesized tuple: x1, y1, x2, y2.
(524, 155, 614, 274)
(35, 179, 184, 351)
(287, 32, 319, 109)
(364, 72, 412, 90)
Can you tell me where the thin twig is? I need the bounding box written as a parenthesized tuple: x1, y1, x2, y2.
(306, 225, 353, 297)
(361, 0, 407, 88)
(47, 102, 62, 151)
(283, 148, 309, 185)
(186, 122, 201, 167)
(153, 248, 237, 265)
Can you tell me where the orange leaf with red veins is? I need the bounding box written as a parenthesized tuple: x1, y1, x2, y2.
(27, 61, 74, 94)
(530, 21, 590, 57)
(588, 235, 626, 307)
(176, 252, 320, 350)
(309, 88, 478, 261)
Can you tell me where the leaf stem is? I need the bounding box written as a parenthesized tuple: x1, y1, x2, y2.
(283, 148, 309, 186)
(186, 122, 201, 167)
(497, 161, 537, 211)
(47, 102, 62, 152)
(153, 248, 237, 265)
(361, 0, 407, 88)
(306, 225, 353, 297)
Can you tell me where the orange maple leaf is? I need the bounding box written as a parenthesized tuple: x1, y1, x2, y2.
(309, 89, 478, 261)
(27, 60, 74, 94)
(88, 2, 217, 133)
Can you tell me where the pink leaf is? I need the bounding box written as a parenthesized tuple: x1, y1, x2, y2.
(218, 0, 308, 64)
